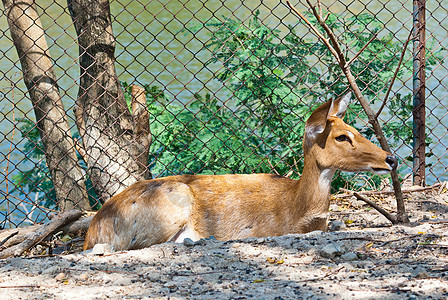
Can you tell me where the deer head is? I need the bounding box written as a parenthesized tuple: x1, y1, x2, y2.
(304, 93, 397, 174)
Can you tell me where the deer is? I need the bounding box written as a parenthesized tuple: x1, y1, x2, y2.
(84, 93, 397, 251)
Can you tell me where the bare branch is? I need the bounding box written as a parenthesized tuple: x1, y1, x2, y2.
(286, 0, 340, 62)
(375, 29, 414, 118)
(305, 0, 346, 66)
(353, 192, 398, 224)
(317, 0, 322, 17)
(346, 32, 379, 68)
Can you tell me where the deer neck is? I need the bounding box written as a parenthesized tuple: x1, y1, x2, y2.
(295, 156, 335, 216)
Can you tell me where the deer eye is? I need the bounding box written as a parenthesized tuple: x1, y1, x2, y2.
(335, 135, 351, 143)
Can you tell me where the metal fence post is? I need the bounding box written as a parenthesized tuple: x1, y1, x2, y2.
(412, 0, 426, 186)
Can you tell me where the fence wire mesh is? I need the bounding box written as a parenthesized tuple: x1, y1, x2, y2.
(0, 0, 447, 228)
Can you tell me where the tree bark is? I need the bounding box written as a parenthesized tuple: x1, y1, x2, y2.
(2, 0, 90, 211)
(68, 0, 151, 203)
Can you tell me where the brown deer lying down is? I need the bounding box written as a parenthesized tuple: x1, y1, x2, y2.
(84, 93, 397, 251)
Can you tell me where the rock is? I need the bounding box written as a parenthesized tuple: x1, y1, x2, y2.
(90, 243, 114, 255)
(195, 238, 207, 246)
(7, 258, 29, 269)
(339, 262, 355, 271)
(183, 238, 195, 247)
(319, 242, 347, 258)
(301, 255, 314, 264)
(329, 204, 340, 212)
(79, 273, 89, 281)
(42, 265, 60, 275)
(412, 266, 429, 279)
(55, 272, 66, 282)
(328, 220, 347, 232)
(340, 252, 358, 261)
(307, 248, 319, 256)
(256, 238, 266, 244)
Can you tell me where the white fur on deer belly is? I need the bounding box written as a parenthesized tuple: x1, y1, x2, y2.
(170, 224, 202, 243)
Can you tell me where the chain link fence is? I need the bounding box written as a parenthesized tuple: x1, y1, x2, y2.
(0, 0, 447, 228)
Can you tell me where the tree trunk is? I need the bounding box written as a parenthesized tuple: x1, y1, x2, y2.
(2, 0, 90, 211)
(68, 0, 151, 203)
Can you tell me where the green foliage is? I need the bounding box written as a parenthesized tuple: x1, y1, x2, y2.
(12, 119, 57, 208)
(148, 12, 320, 178)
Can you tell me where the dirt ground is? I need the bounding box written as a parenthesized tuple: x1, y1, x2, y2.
(1, 185, 447, 300)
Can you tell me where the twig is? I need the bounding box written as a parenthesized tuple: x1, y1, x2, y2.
(0, 190, 59, 213)
(286, 0, 340, 60)
(337, 182, 442, 198)
(267, 159, 281, 176)
(346, 32, 379, 67)
(431, 266, 448, 272)
(333, 236, 384, 243)
(73, 137, 87, 163)
(335, 233, 440, 247)
(304, 0, 345, 66)
(0, 285, 58, 289)
(18, 253, 58, 259)
(294, 266, 344, 283)
(419, 244, 448, 248)
(419, 220, 448, 224)
(164, 270, 225, 277)
(353, 192, 397, 224)
(375, 29, 414, 118)
(379, 234, 420, 247)
(0, 214, 91, 250)
(285, 158, 299, 178)
(317, 0, 322, 17)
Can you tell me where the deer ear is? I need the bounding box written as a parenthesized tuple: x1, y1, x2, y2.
(305, 99, 332, 141)
(305, 92, 352, 141)
(328, 92, 351, 119)
(305, 123, 325, 141)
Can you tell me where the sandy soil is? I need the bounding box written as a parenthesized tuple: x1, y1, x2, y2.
(0, 186, 447, 299)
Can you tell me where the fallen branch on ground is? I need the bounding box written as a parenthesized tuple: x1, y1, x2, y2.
(0, 231, 19, 248)
(0, 214, 93, 251)
(0, 210, 83, 259)
(353, 192, 398, 224)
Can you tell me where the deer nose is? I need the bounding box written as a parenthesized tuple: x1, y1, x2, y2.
(386, 155, 398, 170)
